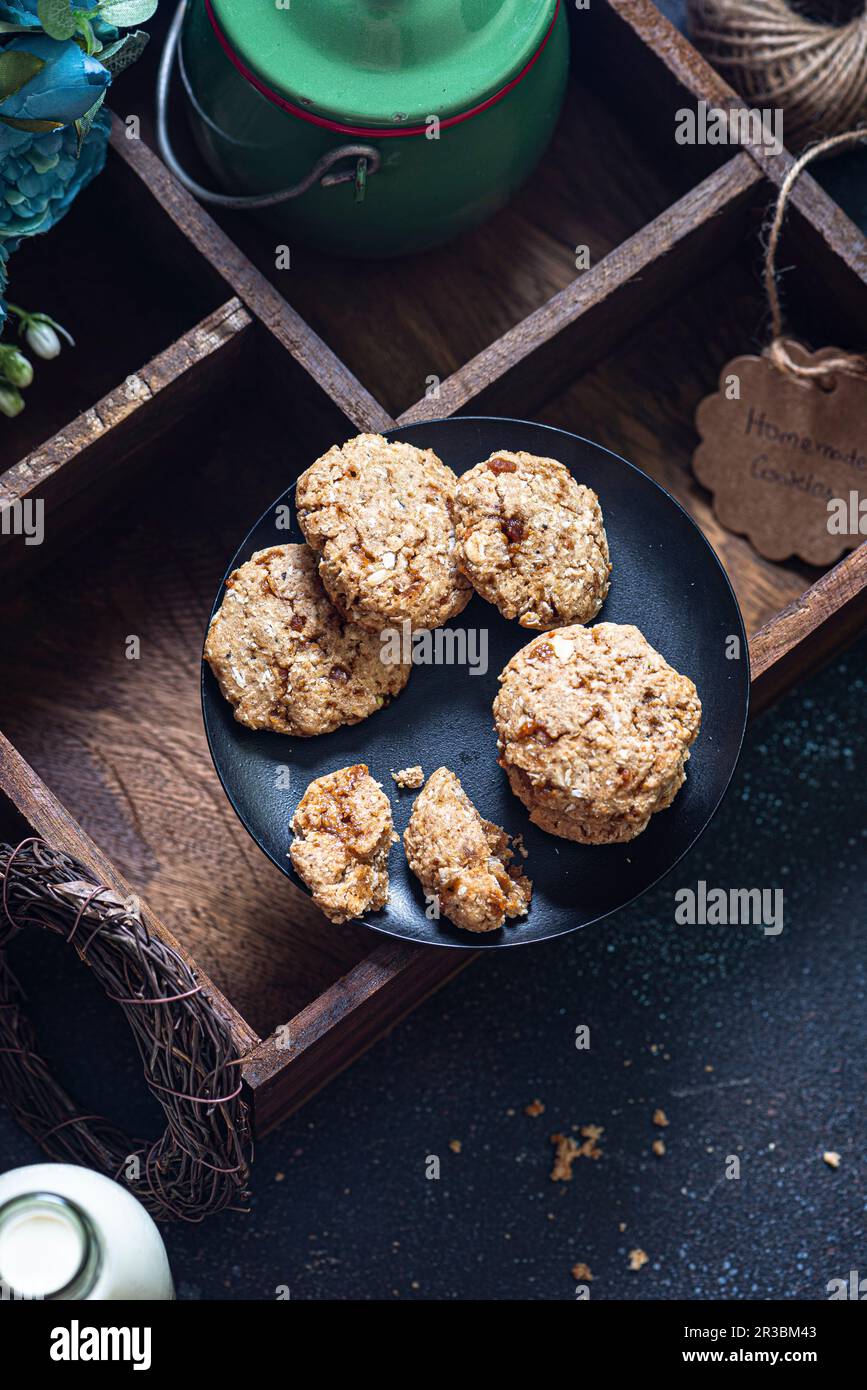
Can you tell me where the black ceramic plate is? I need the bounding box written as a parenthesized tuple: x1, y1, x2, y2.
(202, 418, 749, 948)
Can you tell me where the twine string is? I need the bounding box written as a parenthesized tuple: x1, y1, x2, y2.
(763, 126, 867, 381)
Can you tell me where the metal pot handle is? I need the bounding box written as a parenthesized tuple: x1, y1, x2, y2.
(156, 0, 381, 209)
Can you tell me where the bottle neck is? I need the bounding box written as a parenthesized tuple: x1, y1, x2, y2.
(0, 1191, 101, 1301)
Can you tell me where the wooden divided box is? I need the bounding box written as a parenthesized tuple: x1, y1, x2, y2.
(1, 0, 865, 1137)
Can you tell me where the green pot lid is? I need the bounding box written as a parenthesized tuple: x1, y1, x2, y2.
(208, 0, 560, 129)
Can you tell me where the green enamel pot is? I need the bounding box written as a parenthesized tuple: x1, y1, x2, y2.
(159, 0, 569, 258)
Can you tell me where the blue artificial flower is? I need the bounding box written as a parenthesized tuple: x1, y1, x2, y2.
(0, 111, 108, 248)
(0, 110, 109, 327)
(0, 34, 110, 128)
(0, 3, 155, 340)
(0, 1, 43, 27)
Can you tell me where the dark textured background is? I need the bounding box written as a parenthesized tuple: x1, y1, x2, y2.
(1, 633, 864, 1301)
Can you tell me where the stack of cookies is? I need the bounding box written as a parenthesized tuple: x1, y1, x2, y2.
(204, 433, 702, 934)
(204, 434, 473, 738)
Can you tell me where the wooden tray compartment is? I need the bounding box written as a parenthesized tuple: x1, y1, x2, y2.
(135, 0, 734, 419)
(1, 0, 865, 1140)
(1, 153, 231, 466)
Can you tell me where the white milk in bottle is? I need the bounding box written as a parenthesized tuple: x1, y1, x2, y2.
(0, 1163, 174, 1300)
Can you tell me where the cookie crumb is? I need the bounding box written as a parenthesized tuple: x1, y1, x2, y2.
(652, 1139, 666, 1157)
(628, 1248, 649, 1272)
(550, 1126, 603, 1179)
(391, 765, 425, 789)
(525, 1098, 545, 1117)
(823, 1150, 841, 1169)
(449, 1139, 462, 1154)
(571, 1262, 593, 1282)
(652, 1108, 669, 1128)
(550, 1133, 581, 1181)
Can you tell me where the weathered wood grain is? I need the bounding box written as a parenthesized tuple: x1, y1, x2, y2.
(398, 153, 762, 426)
(208, 81, 695, 420)
(0, 298, 252, 583)
(536, 247, 818, 637)
(107, 116, 394, 436)
(749, 545, 867, 714)
(601, 0, 736, 108)
(0, 730, 258, 1057)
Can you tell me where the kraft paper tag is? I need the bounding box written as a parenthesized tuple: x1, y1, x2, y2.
(693, 344, 867, 566)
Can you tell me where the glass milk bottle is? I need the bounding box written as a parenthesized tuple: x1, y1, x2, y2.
(0, 1164, 174, 1300)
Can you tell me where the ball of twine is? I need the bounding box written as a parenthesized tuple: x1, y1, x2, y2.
(686, 0, 867, 148)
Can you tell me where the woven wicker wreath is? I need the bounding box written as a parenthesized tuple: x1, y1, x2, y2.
(0, 839, 251, 1222)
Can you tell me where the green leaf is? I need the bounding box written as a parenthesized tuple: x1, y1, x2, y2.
(0, 50, 45, 104)
(37, 0, 77, 42)
(0, 113, 63, 133)
(99, 0, 158, 26)
(97, 28, 149, 77)
(74, 88, 105, 155)
(76, 14, 98, 56)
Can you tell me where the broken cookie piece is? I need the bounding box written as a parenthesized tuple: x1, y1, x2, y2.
(290, 764, 396, 924)
(403, 766, 531, 934)
(391, 765, 425, 790)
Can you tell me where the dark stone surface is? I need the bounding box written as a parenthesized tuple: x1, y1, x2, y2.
(1, 633, 864, 1301)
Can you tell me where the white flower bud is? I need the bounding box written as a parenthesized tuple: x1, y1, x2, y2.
(0, 384, 25, 418)
(25, 322, 62, 360)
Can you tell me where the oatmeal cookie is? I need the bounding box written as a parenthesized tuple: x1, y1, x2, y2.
(493, 623, 701, 844)
(295, 434, 472, 631)
(203, 544, 410, 736)
(455, 450, 611, 629)
(290, 764, 395, 923)
(403, 767, 532, 933)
